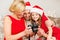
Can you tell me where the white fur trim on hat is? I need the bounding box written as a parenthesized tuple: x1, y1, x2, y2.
(25, 6, 32, 10)
(30, 8, 43, 16)
(24, 0, 29, 2)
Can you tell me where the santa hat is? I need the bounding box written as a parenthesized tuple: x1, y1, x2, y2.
(24, 0, 32, 10)
(30, 5, 43, 16)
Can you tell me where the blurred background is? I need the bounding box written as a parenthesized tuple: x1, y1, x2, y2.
(0, 0, 60, 40)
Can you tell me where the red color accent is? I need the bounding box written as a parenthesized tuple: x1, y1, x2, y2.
(33, 5, 43, 10)
(4, 15, 26, 40)
(41, 13, 48, 33)
(52, 26, 60, 40)
(41, 13, 60, 40)
(37, 38, 42, 40)
(25, 2, 31, 6)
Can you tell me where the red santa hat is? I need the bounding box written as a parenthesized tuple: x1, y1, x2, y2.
(30, 5, 43, 16)
(24, 0, 32, 10)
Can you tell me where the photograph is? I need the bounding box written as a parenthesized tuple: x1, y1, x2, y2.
(0, 0, 60, 40)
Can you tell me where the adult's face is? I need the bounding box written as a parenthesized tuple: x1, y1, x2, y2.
(23, 10, 31, 21)
(13, 3, 25, 19)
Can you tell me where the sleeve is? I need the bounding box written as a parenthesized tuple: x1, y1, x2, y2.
(41, 13, 48, 22)
(41, 13, 48, 33)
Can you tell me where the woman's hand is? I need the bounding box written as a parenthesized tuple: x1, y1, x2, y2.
(47, 37, 56, 40)
(24, 27, 34, 37)
(28, 29, 34, 37)
(37, 28, 45, 37)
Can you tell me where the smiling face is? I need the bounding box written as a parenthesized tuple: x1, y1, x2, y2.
(10, 1, 25, 19)
(23, 10, 31, 21)
(14, 3, 25, 19)
(31, 12, 40, 21)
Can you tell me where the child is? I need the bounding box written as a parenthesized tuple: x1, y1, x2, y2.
(30, 5, 56, 40)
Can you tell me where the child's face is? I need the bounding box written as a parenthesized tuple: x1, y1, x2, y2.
(31, 12, 40, 21)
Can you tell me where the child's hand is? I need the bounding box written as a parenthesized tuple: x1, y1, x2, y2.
(37, 28, 45, 37)
(47, 37, 56, 40)
(38, 28, 45, 34)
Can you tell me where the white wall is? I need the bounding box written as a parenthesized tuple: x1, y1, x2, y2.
(0, 0, 60, 19)
(0, 0, 13, 18)
(29, 0, 60, 17)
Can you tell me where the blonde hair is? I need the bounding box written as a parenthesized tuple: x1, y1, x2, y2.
(9, 0, 25, 12)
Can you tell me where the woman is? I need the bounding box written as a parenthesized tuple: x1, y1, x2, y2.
(4, 0, 29, 40)
(23, 1, 35, 40)
(30, 5, 56, 40)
